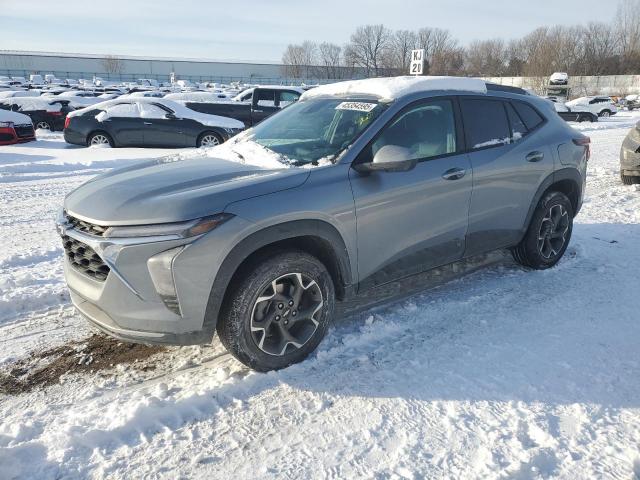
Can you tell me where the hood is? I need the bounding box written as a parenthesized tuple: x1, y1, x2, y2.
(0, 109, 32, 124)
(64, 154, 309, 225)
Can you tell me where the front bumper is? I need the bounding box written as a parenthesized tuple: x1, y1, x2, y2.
(58, 211, 252, 345)
(621, 134, 640, 173)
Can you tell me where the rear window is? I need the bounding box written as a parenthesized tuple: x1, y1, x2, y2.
(460, 99, 510, 149)
(505, 103, 528, 140)
(512, 101, 544, 131)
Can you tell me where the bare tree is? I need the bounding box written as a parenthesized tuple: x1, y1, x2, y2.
(386, 29, 417, 74)
(465, 38, 507, 76)
(616, 0, 640, 71)
(317, 42, 343, 79)
(101, 55, 124, 75)
(346, 24, 392, 76)
(281, 42, 318, 79)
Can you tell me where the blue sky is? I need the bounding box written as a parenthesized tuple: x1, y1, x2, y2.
(2, 0, 616, 62)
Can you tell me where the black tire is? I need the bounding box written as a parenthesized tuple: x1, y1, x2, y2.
(87, 131, 114, 147)
(217, 251, 335, 371)
(599, 109, 612, 118)
(512, 192, 573, 270)
(196, 131, 223, 148)
(621, 172, 640, 185)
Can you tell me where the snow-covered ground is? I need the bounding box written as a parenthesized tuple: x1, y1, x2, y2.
(1, 116, 640, 479)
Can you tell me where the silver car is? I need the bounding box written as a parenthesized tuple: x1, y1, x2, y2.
(57, 77, 590, 371)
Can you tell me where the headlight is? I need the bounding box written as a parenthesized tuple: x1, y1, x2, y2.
(223, 127, 243, 135)
(0, 121, 13, 128)
(103, 213, 234, 239)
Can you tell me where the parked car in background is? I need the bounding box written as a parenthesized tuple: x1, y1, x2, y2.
(64, 97, 244, 147)
(566, 96, 617, 117)
(549, 72, 569, 85)
(620, 122, 640, 184)
(0, 97, 72, 131)
(0, 109, 35, 145)
(0, 90, 42, 99)
(551, 100, 598, 123)
(186, 86, 305, 127)
(56, 76, 589, 371)
(164, 92, 230, 103)
(55, 91, 104, 109)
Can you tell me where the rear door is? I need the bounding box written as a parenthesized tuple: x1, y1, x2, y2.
(138, 102, 186, 147)
(251, 89, 279, 124)
(461, 97, 554, 256)
(349, 98, 472, 289)
(101, 102, 144, 146)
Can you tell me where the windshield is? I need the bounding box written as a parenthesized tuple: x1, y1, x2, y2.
(237, 98, 387, 165)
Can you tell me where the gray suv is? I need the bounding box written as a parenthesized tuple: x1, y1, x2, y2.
(57, 77, 590, 371)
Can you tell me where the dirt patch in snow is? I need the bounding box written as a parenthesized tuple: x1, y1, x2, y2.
(0, 334, 165, 395)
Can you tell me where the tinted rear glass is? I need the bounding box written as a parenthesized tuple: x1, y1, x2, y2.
(460, 99, 510, 149)
(513, 101, 544, 130)
(505, 102, 528, 139)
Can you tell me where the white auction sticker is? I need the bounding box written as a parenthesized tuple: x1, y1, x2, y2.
(335, 101, 377, 112)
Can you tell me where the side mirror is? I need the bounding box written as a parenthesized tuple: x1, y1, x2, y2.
(353, 145, 418, 173)
(165, 112, 177, 120)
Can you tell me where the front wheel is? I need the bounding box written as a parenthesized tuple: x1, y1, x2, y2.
(197, 131, 223, 148)
(599, 110, 611, 118)
(512, 192, 573, 269)
(217, 251, 335, 371)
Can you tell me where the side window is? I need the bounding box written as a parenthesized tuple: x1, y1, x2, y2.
(255, 90, 276, 107)
(139, 103, 169, 119)
(104, 103, 140, 117)
(279, 91, 300, 107)
(505, 102, 528, 140)
(512, 101, 544, 131)
(371, 99, 457, 161)
(460, 99, 510, 149)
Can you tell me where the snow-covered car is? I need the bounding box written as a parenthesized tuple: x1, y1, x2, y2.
(549, 72, 569, 85)
(566, 96, 617, 118)
(0, 90, 42, 99)
(0, 97, 72, 131)
(55, 91, 104, 109)
(0, 109, 35, 145)
(63, 97, 244, 147)
(164, 92, 231, 103)
(551, 100, 598, 123)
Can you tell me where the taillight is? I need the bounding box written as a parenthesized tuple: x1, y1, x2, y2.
(573, 136, 591, 161)
(50, 111, 63, 116)
(64, 116, 70, 129)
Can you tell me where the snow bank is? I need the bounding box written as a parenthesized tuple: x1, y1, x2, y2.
(301, 76, 487, 101)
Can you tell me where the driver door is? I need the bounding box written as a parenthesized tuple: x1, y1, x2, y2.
(138, 102, 186, 147)
(348, 98, 473, 289)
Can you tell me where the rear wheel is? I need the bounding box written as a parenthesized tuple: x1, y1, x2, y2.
(217, 251, 335, 371)
(35, 121, 51, 130)
(87, 131, 114, 147)
(599, 109, 612, 118)
(512, 192, 573, 270)
(197, 131, 223, 148)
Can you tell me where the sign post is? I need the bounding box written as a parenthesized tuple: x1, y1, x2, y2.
(410, 49, 425, 76)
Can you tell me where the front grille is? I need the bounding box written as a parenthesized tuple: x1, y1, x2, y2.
(62, 235, 110, 281)
(66, 214, 108, 236)
(14, 124, 34, 138)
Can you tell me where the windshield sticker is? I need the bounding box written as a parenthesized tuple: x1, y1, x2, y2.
(335, 101, 377, 112)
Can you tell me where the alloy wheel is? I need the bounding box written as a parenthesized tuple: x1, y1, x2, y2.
(36, 121, 51, 130)
(90, 134, 110, 146)
(537, 204, 569, 259)
(200, 134, 220, 147)
(601, 111, 611, 118)
(250, 272, 324, 356)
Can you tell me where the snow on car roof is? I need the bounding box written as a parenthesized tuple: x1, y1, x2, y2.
(300, 76, 488, 101)
(0, 108, 33, 124)
(68, 97, 245, 129)
(0, 97, 62, 112)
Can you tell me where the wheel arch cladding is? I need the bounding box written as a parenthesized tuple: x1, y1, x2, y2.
(520, 168, 582, 241)
(202, 219, 353, 337)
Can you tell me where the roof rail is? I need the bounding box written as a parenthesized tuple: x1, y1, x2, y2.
(485, 83, 529, 95)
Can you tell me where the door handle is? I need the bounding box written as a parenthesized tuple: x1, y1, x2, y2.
(143, 122, 153, 125)
(442, 168, 466, 180)
(526, 151, 544, 162)
(253, 109, 264, 113)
